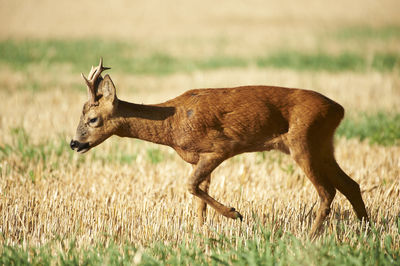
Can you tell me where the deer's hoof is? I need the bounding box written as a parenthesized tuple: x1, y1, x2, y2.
(228, 207, 243, 221)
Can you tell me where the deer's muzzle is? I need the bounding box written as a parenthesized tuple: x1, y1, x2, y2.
(70, 140, 90, 153)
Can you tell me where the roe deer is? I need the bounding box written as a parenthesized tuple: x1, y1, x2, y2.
(70, 58, 369, 236)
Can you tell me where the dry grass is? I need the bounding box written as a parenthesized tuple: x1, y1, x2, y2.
(1, 68, 399, 250)
(1, 130, 399, 248)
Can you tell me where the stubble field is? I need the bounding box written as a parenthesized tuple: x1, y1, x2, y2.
(1, 0, 400, 264)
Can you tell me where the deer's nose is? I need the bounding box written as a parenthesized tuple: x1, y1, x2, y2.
(70, 140, 78, 150)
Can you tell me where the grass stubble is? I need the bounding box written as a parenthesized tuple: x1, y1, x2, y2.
(0, 69, 399, 264)
(1, 129, 400, 264)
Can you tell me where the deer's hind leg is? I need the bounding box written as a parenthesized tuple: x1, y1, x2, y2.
(287, 137, 337, 236)
(287, 129, 368, 235)
(325, 159, 369, 223)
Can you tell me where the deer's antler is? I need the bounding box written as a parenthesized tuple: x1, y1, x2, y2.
(81, 57, 111, 106)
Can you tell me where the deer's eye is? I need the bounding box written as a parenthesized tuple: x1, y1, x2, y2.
(89, 117, 98, 124)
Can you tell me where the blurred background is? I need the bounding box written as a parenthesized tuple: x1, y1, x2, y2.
(1, 0, 399, 139)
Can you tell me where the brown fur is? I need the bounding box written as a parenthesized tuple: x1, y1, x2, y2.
(71, 62, 369, 236)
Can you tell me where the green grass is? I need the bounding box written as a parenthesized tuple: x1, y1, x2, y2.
(1, 225, 399, 265)
(256, 51, 367, 72)
(337, 112, 400, 146)
(372, 53, 400, 71)
(0, 127, 75, 176)
(146, 148, 165, 164)
(0, 39, 130, 72)
(90, 143, 138, 165)
(0, 127, 140, 178)
(0, 39, 399, 75)
(336, 25, 400, 40)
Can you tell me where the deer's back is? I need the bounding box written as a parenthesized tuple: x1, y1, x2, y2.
(163, 86, 343, 162)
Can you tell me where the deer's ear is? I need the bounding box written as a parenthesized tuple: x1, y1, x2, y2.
(98, 74, 117, 102)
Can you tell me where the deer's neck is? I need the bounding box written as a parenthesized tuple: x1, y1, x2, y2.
(115, 100, 175, 146)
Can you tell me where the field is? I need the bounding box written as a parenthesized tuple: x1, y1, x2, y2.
(1, 0, 400, 264)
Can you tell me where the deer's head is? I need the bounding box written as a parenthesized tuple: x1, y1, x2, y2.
(70, 58, 119, 153)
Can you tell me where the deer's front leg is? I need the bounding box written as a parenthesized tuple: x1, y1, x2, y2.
(196, 174, 211, 224)
(188, 155, 243, 222)
(191, 164, 211, 224)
